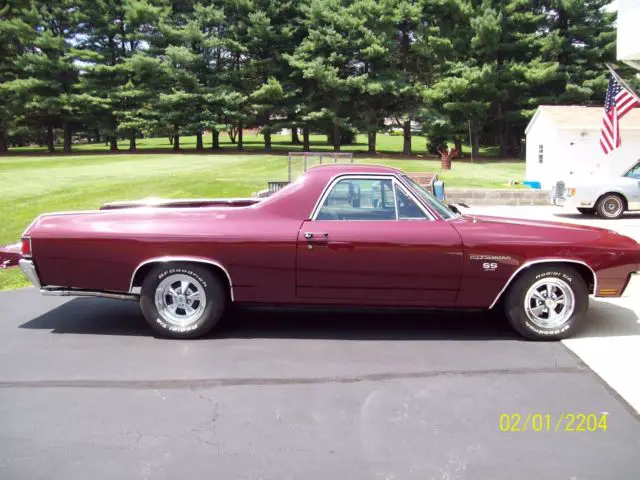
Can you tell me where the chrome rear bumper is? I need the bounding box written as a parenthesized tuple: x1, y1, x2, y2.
(18, 259, 41, 288)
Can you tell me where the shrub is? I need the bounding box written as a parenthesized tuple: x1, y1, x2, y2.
(326, 126, 357, 145)
(427, 136, 447, 155)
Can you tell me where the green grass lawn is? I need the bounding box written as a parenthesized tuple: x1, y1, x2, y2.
(0, 153, 524, 290)
(8, 132, 500, 157)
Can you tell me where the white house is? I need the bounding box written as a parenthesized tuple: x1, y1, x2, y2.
(617, 0, 640, 70)
(524, 105, 640, 189)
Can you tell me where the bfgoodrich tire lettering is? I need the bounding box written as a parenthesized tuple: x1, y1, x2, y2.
(504, 265, 588, 341)
(140, 262, 226, 339)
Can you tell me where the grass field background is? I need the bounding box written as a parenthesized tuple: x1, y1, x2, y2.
(8, 132, 501, 157)
(0, 152, 524, 290)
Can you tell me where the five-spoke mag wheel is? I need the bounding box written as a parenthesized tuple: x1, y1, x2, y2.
(524, 278, 575, 330)
(154, 274, 207, 328)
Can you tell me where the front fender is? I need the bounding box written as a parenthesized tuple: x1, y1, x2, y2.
(593, 187, 628, 204)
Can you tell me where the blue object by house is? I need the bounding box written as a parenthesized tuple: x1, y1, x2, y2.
(432, 180, 446, 201)
(523, 181, 541, 189)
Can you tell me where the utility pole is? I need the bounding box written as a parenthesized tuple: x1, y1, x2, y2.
(468, 120, 473, 163)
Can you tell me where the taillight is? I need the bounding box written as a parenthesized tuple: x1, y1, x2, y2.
(21, 237, 32, 257)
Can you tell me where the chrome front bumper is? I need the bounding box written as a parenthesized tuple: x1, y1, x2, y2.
(18, 259, 41, 288)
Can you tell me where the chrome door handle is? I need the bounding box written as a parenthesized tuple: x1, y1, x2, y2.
(304, 232, 328, 239)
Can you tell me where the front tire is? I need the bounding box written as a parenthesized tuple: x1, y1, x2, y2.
(504, 265, 588, 340)
(596, 193, 625, 219)
(140, 263, 226, 339)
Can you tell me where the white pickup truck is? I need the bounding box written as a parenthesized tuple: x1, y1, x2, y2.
(551, 160, 640, 219)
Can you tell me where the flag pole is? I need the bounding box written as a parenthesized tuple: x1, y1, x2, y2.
(605, 63, 640, 103)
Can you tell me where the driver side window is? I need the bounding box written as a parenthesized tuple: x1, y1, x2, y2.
(316, 178, 396, 221)
(395, 186, 428, 219)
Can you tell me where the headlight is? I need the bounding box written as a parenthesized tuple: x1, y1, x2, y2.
(567, 188, 576, 196)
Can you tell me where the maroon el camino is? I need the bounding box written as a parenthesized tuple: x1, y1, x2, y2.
(17, 164, 640, 340)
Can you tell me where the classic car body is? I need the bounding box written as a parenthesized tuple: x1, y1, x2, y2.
(551, 159, 640, 219)
(18, 164, 640, 339)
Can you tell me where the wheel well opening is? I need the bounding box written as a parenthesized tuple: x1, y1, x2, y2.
(131, 261, 234, 301)
(496, 261, 596, 307)
(568, 263, 596, 294)
(597, 192, 627, 209)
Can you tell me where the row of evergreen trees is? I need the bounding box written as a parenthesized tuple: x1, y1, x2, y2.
(0, 0, 624, 156)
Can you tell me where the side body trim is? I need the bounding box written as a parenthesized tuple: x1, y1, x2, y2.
(488, 258, 597, 309)
(41, 288, 138, 301)
(129, 256, 235, 301)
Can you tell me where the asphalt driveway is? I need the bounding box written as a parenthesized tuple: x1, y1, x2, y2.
(1, 286, 639, 479)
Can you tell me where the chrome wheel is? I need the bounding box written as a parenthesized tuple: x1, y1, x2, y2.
(154, 274, 207, 327)
(524, 278, 575, 329)
(600, 195, 623, 218)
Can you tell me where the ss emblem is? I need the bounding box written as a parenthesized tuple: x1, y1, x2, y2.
(483, 262, 498, 271)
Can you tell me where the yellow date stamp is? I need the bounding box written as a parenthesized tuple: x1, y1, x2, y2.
(499, 413, 608, 432)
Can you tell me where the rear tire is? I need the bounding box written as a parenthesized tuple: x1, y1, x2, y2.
(504, 265, 588, 341)
(140, 262, 226, 339)
(595, 193, 625, 219)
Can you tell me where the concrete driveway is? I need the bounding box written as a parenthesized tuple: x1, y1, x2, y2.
(465, 206, 640, 414)
(1, 206, 639, 480)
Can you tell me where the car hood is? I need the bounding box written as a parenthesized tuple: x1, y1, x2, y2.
(564, 175, 638, 188)
(452, 213, 639, 250)
(454, 215, 640, 249)
(460, 214, 611, 233)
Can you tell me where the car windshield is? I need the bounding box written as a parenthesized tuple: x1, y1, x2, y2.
(624, 161, 640, 179)
(401, 175, 457, 219)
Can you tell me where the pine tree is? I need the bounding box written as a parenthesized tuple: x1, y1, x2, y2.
(76, 0, 162, 151)
(287, 0, 369, 152)
(4, 0, 85, 152)
(0, 1, 36, 152)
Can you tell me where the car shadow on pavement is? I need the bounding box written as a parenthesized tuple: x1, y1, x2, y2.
(572, 298, 640, 339)
(19, 297, 520, 340)
(19, 298, 150, 336)
(20, 297, 639, 341)
(218, 307, 520, 341)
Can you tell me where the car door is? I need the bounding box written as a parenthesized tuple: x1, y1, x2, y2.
(295, 175, 464, 307)
(623, 161, 640, 210)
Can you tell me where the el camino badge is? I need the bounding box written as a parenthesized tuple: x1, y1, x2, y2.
(469, 255, 511, 272)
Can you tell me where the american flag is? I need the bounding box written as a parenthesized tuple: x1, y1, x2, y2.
(600, 74, 640, 154)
